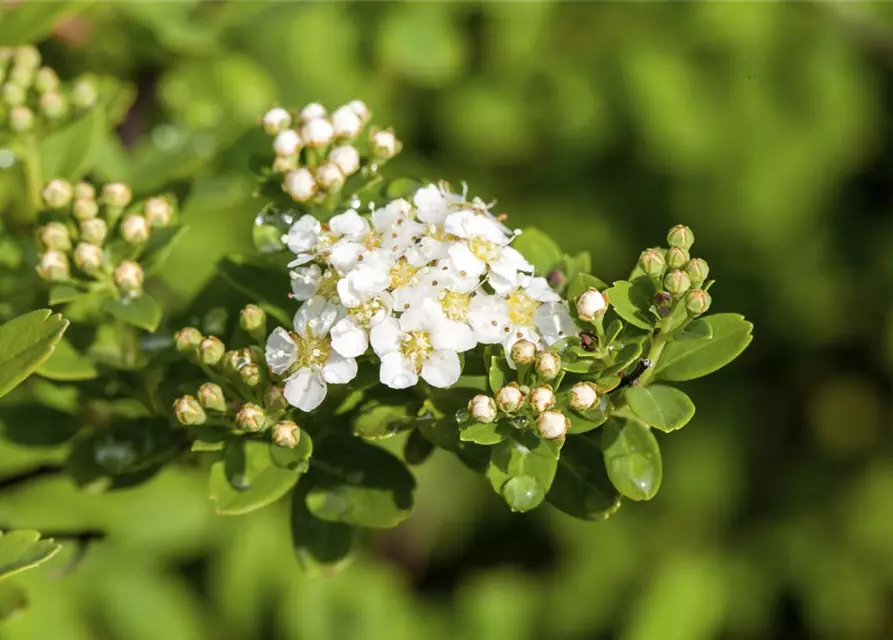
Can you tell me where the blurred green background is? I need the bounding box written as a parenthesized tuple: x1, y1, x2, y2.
(3, 1, 893, 638)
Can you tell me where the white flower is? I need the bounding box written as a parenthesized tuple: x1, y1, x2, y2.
(301, 117, 334, 147)
(265, 297, 357, 412)
(330, 290, 393, 358)
(348, 99, 370, 123)
(329, 145, 360, 176)
(273, 129, 301, 156)
(332, 104, 363, 138)
(369, 307, 474, 389)
(576, 288, 608, 321)
(289, 263, 340, 302)
(300, 102, 327, 121)
(284, 168, 316, 202)
(284, 214, 322, 262)
(263, 107, 291, 134)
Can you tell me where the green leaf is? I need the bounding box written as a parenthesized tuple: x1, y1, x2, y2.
(384, 176, 424, 199)
(626, 385, 695, 433)
(488, 355, 510, 393)
(102, 294, 162, 332)
(512, 227, 562, 274)
(209, 440, 302, 516)
(403, 428, 434, 465)
(270, 432, 313, 471)
(607, 340, 644, 375)
(676, 318, 713, 341)
(0, 404, 80, 446)
(36, 336, 98, 381)
(604, 280, 655, 330)
(0, 530, 62, 580)
(601, 417, 662, 501)
(40, 108, 106, 181)
(567, 273, 609, 304)
(353, 402, 414, 440)
(459, 421, 508, 445)
(562, 251, 592, 284)
(655, 314, 753, 381)
(0, 1, 78, 45)
(486, 431, 562, 512)
(306, 436, 415, 528)
(48, 283, 86, 306)
(218, 254, 290, 315)
(140, 225, 189, 275)
(0, 310, 68, 399)
(291, 483, 357, 575)
(547, 436, 622, 520)
(0, 582, 28, 621)
(567, 395, 611, 434)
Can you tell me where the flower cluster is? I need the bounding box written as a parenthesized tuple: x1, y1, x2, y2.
(35, 178, 177, 299)
(265, 182, 578, 413)
(0, 46, 97, 133)
(260, 100, 401, 203)
(637, 225, 712, 318)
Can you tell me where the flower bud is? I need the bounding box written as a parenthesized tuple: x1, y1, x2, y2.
(73, 242, 103, 273)
(9, 105, 34, 132)
(468, 394, 497, 424)
(174, 395, 206, 426)
(39, 91, 68, 120)
(74, 182, 96, 200)
(264, 385, 288, 413)
(36, 250, 69, 282)
(684, 258, 709, 287)
(2, 82, 25, 106)
(38, 222, 71, 251)
(300, 102, 326, 121)
(273, 129, 301, 156)
(576, 288, 607, 321)
(332, 104, 363, 138)
(101, 182, 132, 208)
(271, 154, 297, 174)
(79, 218, 107, 246)
(70, 76, 97, 110)
(239, 304, 266, 335)
(667, 224, 694, 250)
(236, 402, 268, 433)
(328, 145, 360, 176)
(144, 197, 173, 227)
(495, 384, 525, 413)
(569, 382, 598, 412)
(8, 65, 33, 88)
(638, 248, 666, 278)
(284, 168, 316, 202)
(41, 179, 73, 209)
(315, 161, 344, 191)
(663, 269, 691, 297)
(240, 363, 262, 387)
(73, 197, 99, 220)
(347, 99, 370, 124)
(272, 420, 300, 448)
(535, 352, 561, 380)
(13, 46, 40, 70)
(262, 106, 292, 135)
(34, 67, 59, 93)
(510, 339, 537, 366)
(536, 410, 570, 440)
(547, 268, 567, 290)
(653, 291, 673, 318)
(529, 385, 556, 414)
(665, 246, 689, 270)
(301, 117, 334, 148)
(221, 349, 244, 374)
(198, 382, 227, 413)
(174, 327, 203, 356)
(114, 260, 144, 296)
(685, 289, 712, 317)
(370, 128, 400, 159)
(199, 336, 225, 366)
(120, 214, 151, 244)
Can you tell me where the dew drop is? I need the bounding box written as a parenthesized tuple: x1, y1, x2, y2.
(455, 409, 470, 424)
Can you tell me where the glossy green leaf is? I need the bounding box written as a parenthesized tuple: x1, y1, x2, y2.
(403, 428, 435, 465)
(547, 435, 622, 520)
(605, 280, 654, 330)
(626, 384, 695, 433)
(102, 295, 162, 332)
(568, 394, 611, 434)
(602, 417, 662, 501)
(306, 436, 415, 528)
(140, 225, 189, 275)
(0, 310, 68, 399)
(36, 336, 99, 381)
(486, 431, 562, 512)
(512, 227, 562, 274)
(218, 254, 291, 315)
(0, 530, 62, 580)
(595, 375, 621, 394)
(353, 402, 414, 440)
(270, 432, 313, 471)
(567, 273, 609, 304)
(459, 421, 507, 445)
(40, 108, 106, 181)
(676, 318, 713, 341)
(291, 482, 357, 575)
(209, 440, 302, 516)
(607, 340, 644, 375)
(655, 314, 753, 381)
(488, 355, 511, 393)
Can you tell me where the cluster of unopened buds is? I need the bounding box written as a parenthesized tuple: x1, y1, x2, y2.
(260, 100, 401, 203)
(637, 224, 711, 318)
(35, 178, 177, 299)
(0, 45, 97, 133)
(172, 306, 303, 449)
(263, 181, 578, 412)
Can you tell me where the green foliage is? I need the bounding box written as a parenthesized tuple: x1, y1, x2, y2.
(0, 310, 68, 399)
(0, 530, 61, 580)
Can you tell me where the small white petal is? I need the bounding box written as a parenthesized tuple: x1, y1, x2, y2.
(536, 302, 577, 345)
(380, 352, 419, 389)
(447, 243, 486, 278)
(330, 317, 369, 358)
(370, 317, 403, 355)
(444, 211, 507, 244)
(525, 275, 561, 302)
(421, 350, 461, 388)
(322, 350, 358, 384)
(285, 215, 320, 253)
(346, 262, 389, 294)
(468, 294, 510, 344)
(431, 319, 475, 353)
(329, 240, 364, 274)
(290, 264, 322, 301)
(265, 327, 298, 374)
(284, 368, 327, 412)
(294, 297, 342, 337)
(329, 209, 369, 238)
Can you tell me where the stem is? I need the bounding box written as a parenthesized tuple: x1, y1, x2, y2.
(638, 322, 670, 387)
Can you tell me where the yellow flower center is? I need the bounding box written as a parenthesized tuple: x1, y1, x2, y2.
(469, 237, 499, 263)
(507, 291, 537, 327)
(291, 331, 330, 370)
(439, 290, 471, 321)
(389, 257, 418, 289)
(363, 231, 381, 251)
(401, 330, 432, 373)
(349, 297, 386, 328)
(317, 269, 339, 299)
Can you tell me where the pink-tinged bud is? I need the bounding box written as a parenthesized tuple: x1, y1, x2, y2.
(576, 288, 607, 321)
(74, 182, 96, 200)
(663, 269, 691, 298)
(684, 258, 709, 288)
(685, 289, 712, 317)
(665, 246, 690, 270)
(370, 128, 400, 159)
(9, 106, 34, 132)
